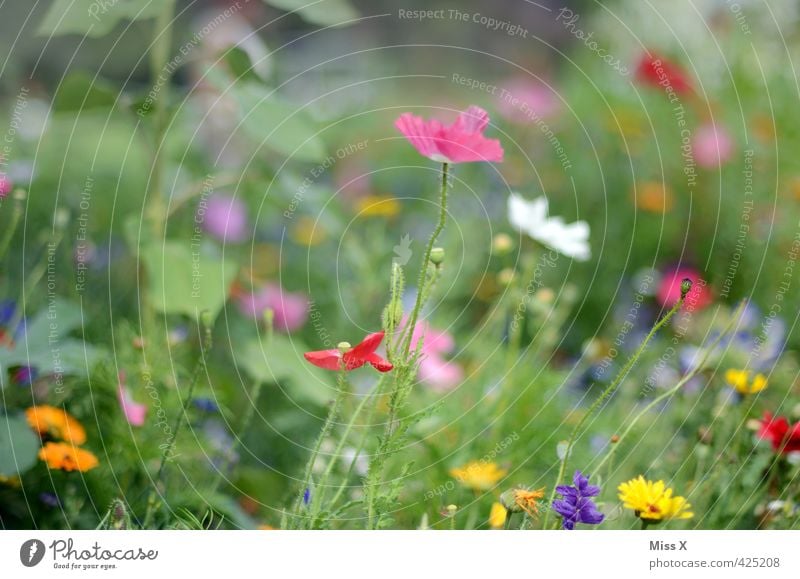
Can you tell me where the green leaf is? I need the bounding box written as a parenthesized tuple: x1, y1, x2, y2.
(239, 334, 330, 406)
(0, 414, 40, 477)
(141, 241, 238, 321)
(37, 0, 163, 38)
(230, 81, 327, 162)
(0, 300, 103, 379)
(53, 72, 118, 112)
(262, 0, 358, 27)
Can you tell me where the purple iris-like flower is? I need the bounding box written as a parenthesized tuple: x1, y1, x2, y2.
(303, 488, 311, 505)
(552, 470, 605, 530)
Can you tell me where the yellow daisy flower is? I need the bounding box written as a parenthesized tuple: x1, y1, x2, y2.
(618, 476, 693, 521)
(450, 461, 507, 491)
(725, 369, 767, 395)
(355, 195, 400, 218)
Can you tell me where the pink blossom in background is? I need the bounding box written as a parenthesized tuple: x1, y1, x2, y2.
(117, 372, 147, 427)
(496, 78, 560, 124)
(395, 105, 504, 164)
(0, 175, 11, 198)
(657, 267, 712, 310)
(692, 123, 734, 168)
(235, 283, 308, 331)
(200, 193, 249, 243)
(406, 319, 464, 392)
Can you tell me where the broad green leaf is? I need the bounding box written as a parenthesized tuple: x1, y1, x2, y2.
(232, 82, 327, 162)
(37, 0, 163, 38)
(53, 72, 118, 112)
(0, 414, 40, 476)
(239, 334, 330, 406)
(0, 300, 102, 379)
(141, 241, 238, 320)
(262, 0, 358, 27)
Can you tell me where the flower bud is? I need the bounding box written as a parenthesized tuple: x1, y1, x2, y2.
(429, 247, 445, 266)
(445, 504, 458, 517)
(680, 278, 693, 299)
(497, 268, 515, 286)
(337, 341, 352, 353)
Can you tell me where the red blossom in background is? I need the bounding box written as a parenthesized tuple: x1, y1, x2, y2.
(304, 331, 393, 373)
(758, 412, 800, 454)
(635, 52, 693, 95)
(394, 105, 504, 164)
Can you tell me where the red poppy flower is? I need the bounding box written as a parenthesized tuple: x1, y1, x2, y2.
(304, 331, 393, 372)
(635, 52, 693, 95)
(757, 412, 800, 454)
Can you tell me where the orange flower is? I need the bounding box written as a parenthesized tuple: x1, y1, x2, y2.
(634, 181, 674, 214)
(501, 487, 546, 518)
(26, 405, 86, 445)
(38, 442, 99, 472)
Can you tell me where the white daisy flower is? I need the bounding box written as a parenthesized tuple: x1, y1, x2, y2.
(507, 193, 591, 261)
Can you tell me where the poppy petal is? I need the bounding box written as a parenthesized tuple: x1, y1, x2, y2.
(304, 349, 343, 370)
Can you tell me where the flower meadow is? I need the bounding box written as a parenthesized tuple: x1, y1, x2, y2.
(1, 0, 800, 534)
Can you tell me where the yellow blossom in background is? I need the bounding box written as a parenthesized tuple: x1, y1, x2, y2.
(355, 195, 400, 218)
(634, 181, 674, 214)
(725, 369, 768, 395)
(25, 405, 86, 445)
(489, 502, 507, 528)
(618, 476, 693, 521)
(450, 461, 507, 491)
(289, 216, 327, 246)
(38, 442, 99, 472)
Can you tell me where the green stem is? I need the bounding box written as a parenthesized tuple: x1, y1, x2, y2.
(291, 367, 349, 529)
(142, 317, 211, 528)
(590, 300, 746, 480)
(0, 189, 25, 261)
(542, 295, 686, 529)
(400, 163, 449, 356)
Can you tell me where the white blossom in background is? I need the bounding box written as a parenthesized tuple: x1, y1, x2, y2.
(507, 193, 591, 261)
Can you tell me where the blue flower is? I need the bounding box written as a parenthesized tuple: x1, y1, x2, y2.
(303, 488, 311, 506)
(552, 470, 605, 530)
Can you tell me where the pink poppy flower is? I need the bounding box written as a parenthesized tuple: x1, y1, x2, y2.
(657, 267, 712, 310)
(395, 106, 504, 164)
(234, 283, 308, 331)
(304, 331, 393, 372)
(407, 319, 464, 391)
(200, 193, 249, 243)
(117, 372, 147, 427)
(692, 123, 734, 168)
(496, 78, 560, 124)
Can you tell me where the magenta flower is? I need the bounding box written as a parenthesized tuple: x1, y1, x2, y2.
(235, 283, 308, 331)
(395, 106, 504, 164)
(117, 372, 147, 427)
(200, 193, 249, 243)
(657, 266, 712, 310)
(692, 123, 734, 168)
(406, 319, 463, 391)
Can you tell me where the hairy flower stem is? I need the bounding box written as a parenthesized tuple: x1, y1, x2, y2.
(0, 189, 25, 261)
(542, 295, 687, 529)
(590, 301, 746, 482)
(142, 316, 212, 528)
(400, 163, 449, 357)
(290, 368, 349, 529)
(312, 380, 382, 520)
